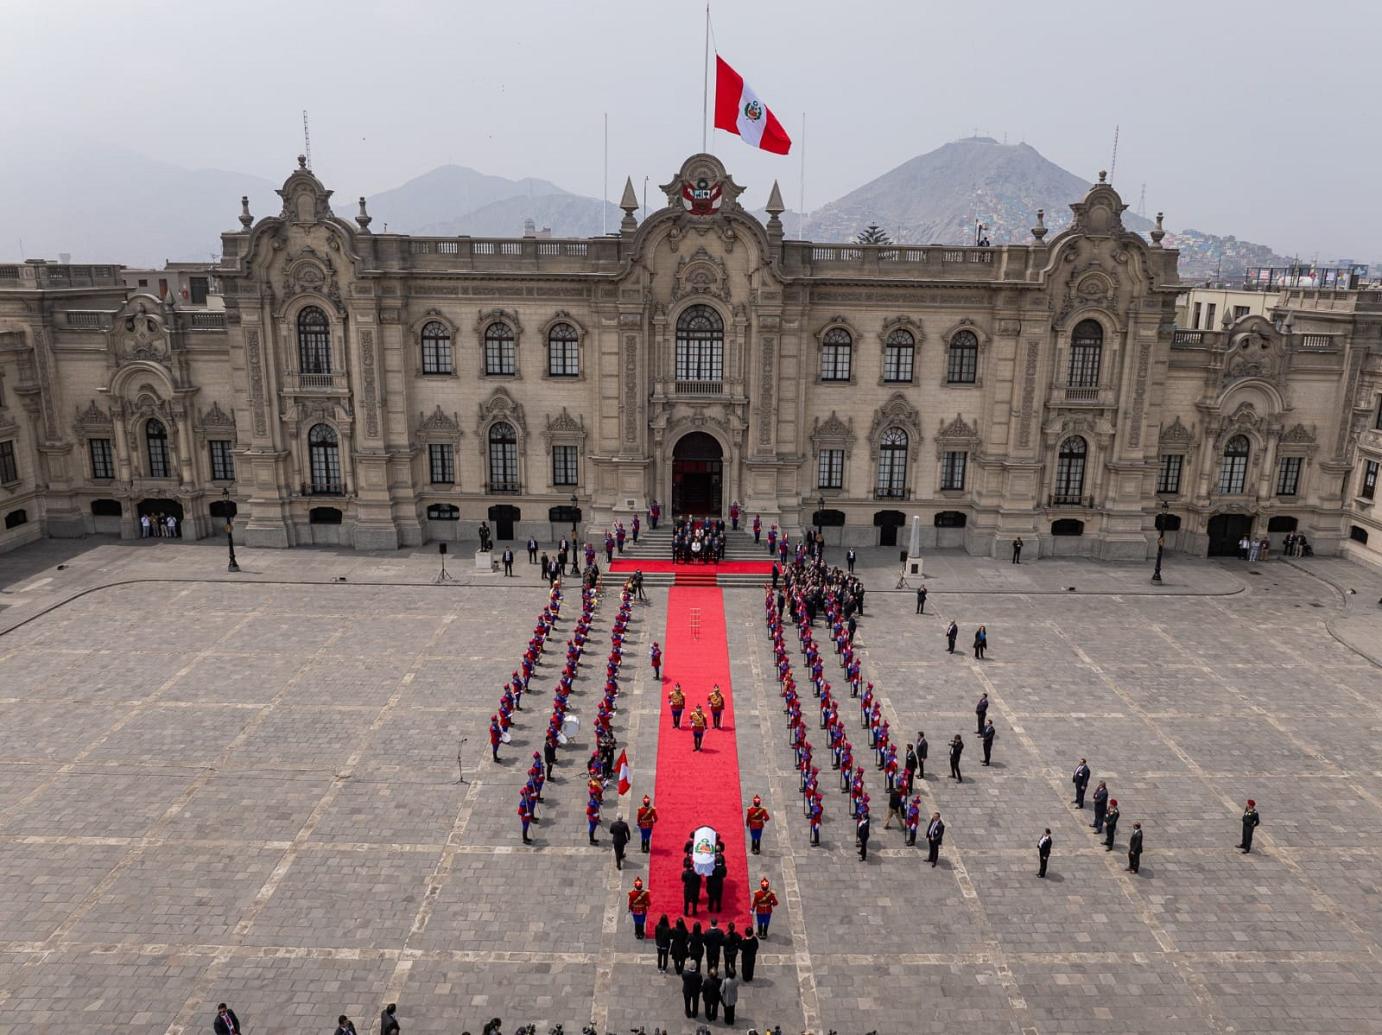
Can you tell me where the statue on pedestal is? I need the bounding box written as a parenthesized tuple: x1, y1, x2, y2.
(478, 522, 493, 553)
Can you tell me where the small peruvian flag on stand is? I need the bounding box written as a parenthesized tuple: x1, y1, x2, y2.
(714, 55, 792, 154)
(616, 750, 632, 796)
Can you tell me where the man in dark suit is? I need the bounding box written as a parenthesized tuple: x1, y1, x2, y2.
(1072, 759, 1091, 808)
(1038, 829, 1053, 877)
(1127, 822, 1143, 873)
(213, 1004, 241, 1035)
(502, 547, 514, 576)
(926, 812, 945, 868)
(981, 720, 997, 765)
(856, 810, 871, 860)
(949, 735, 964, 782)
(975, 693, 989, 735)
(916, 585, 927, 614)
(915, 732, 928, 779)
(1091, 781, 1109, 832)
(335, 1016, 358, 1035)
(380, 1003, 400, 1035)
(946, 621, 958, 653)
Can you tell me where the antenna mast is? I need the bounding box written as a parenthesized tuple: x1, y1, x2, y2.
(302, 110, 313, 169)
(1109, 124, 1119, 182)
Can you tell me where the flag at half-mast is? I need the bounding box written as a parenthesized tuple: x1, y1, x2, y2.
(713, 55, 792, 154)
(616, 749, 631, 796)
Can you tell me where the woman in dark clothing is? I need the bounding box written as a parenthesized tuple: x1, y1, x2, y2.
(739, 925, 759, 982)
(688, 921, 705, 969)
(653, 915, 672, 972)
(670, 918, 689, 974)
(681, 960, 702, 1019)
(722, 921, 741, 977)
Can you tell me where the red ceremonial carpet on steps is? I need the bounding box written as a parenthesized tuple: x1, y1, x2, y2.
(608, 559, 775, 575)
(646, 586, 750, 923)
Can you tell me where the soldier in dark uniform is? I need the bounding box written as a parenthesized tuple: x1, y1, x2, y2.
(1239, 799, 1261, 853)
(682, 860, 702, 915)
(1127, 821, 1143, 872)
(705, 846, 727, 912)
(1038, 828, 1053, 877)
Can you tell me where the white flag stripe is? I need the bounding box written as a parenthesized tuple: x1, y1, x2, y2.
(735, 81, 768, 147)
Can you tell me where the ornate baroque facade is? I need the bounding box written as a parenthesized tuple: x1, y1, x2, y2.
(2, 152, 1381, 565)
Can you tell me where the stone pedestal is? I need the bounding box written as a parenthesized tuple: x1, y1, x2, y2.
(475, 549, 495, 572)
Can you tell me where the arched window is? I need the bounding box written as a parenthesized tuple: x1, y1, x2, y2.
(675, 305, 724, 382)
(1053, 436, 1087, 502)
(876, 428, 908, 498)
(946, 330, 978, 384)
(145, 418, 170, 479)
(1068, 319, 1103, 387)
(1218, 434, 1250, 494)
(820, 327, 853, 382)
(297, 306, 331, 375)
(484, 322, 517, 376)
(420, 321, 453, 375)
(547, 322, 580, 377)
(308, 423, 341, 494)
(488, 421, 519, 491)
(882, 329, 915, 383)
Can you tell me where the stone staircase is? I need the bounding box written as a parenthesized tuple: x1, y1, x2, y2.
(610, 527, 776, 589)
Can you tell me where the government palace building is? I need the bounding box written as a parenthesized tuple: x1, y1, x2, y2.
(2, 152, 1381, 568)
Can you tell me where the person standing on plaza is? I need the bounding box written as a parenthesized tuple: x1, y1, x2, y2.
(1091, 780, 1109, 833)
(702, 966, 723, 1021)
(704, 918, 725, 970)
(926, 811, 945, 868)
(1103, 799, 1120, 850)
(610, 813, 631, 870)
(846, 547, 857, 573)
(380, 1004, 400, 1035)
(915, 731, 928, 779)
(721, 970, 739, 1025)
(705, 847, 727, 912)
(1128, 822, 1143, 873)
(1012, 536, 1023, 563)
(746, 796, 770, 855)
(723, 921, 741, 976)
(752, 878, 779, 937)
(688, 921, 705, 969)
(670, 917, 689, 974)
(502, 547, 514, 576)
(334, 1015, 357, 1035)
(981, 719, 997, 765)
(637, 794, 658, 852)
(668, 682, 685, 729)
(689, 704, 708, 751)
(681, 959, 703, 1019)
(1072, 758, 1091, 808)
(885, 781, 904, 830)
(627, 876, 651, 939)
(1239, 799, 1261, 853)
(489, 715, 502, 762)
(949, 734, 964, 782)
(1038, 829, 1053, 878)
(946, 620, 959, 653)
(649, 641, 662, 681)
(739, 924, 760, 981)
(708, 684, 726, 729)
(682, 860, 702, 915)
(213, 1003, 242, 1035)
(856, 808, 871, 860)
(975, 692, 989, 735)
(527, 536, 538, 563)
(654, 914, 672, 970)
(973, 625, 988, 659)
(916, 585, 928, 614)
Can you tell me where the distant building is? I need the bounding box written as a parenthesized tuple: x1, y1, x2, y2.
(0, 153, 1380, 569)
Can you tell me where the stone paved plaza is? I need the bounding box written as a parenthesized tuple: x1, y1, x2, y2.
(1, 540, 1381, 1034)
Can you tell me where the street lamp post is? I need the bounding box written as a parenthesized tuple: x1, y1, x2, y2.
(1152, 500, 1168, 584)
(569, 493, 579, 538)
(816, 495, 825, 536)
(223, 489, 240, 573)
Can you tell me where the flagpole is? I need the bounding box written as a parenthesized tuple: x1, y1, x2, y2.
(603, 112, 608, 235)
(702, 3, 710, 152)
(799, 112, 806, 240)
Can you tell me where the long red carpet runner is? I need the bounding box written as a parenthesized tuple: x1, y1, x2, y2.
(646, 587, 750, 922)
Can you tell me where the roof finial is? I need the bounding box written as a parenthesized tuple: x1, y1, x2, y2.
(765, 180, 786, 218)
(619, 176, 639, 234)
(1097, 169, 1107, 184)
(1150, 211, 1166, 247)
(1031, 209, 1047, 241)
(297, 154, 308, 170)
(356, 197, 373, 234)
(239, 195, 253, 230)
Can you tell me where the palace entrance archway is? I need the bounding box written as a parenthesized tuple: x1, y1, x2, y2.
(672, 432, 723, 519)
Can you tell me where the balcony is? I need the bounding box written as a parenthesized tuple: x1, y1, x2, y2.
(285, 372, 349, 395)
(1048, 494, 1093, 508)
(675, 380, 724, 397)
(487, 482, 522, 495)
(873, 486, 911, 500)
(302, 482, 346, 497)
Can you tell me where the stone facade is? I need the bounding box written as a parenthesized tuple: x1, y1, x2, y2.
(2, 153, 1381, 565)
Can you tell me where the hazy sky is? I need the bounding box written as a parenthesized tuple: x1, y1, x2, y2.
(4, 0, 1378, 257)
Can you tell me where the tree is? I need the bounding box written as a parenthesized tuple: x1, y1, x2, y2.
(856, 223, 892, 245)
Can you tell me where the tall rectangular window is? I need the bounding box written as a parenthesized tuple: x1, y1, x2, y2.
(209, 440, 235, 481)
(189, 277, 209, 305)
(940, 451, 967, 491)
(552, 445, 578, 486)
(819, 330, 852, 382)
(1276, 456, 1302, 496)
(89, 438, 114, 480)
(817, 448, 844, 489)
(1362, 460, 1379, 501)
(1205, 303, 1217, 330)
(0, 440, 16, 484)
(1192, 302, 1202, 329)
(1233, 305, 1250, 321)
(1157, 454, 1183, 494)
(429, 443, 455, 485)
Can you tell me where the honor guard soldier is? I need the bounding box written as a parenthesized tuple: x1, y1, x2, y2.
(668, 683, 686, 728)
(751, 878, 779, 938)
(1239, 800, 1261, 854)
(489, 716, 503, 762)
(689, 704, 708, 751)
(1038, 828, 1053, 877)
(637, 795, 658, 852)
(905, 796, 921, 845)
(517, 795, 533, 844)
(808, 792, 823, 845)
(586, 796, 602, 845)
(746, 796, 771, 854)
(708, 685, 726, 729)
(649, 642, 662, 680)
(628, 877, 652, 940)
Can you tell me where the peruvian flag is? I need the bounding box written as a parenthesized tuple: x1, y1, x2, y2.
(714, 56, 792, 155)
(616, 749, 631, 796)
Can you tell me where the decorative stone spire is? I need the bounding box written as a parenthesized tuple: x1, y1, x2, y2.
(239, 195, 253, 230)
(765, 179, 786, 240)
(297, 154, 309, 170)
(619, 176, 639, 234)
(1150, 211, 1166, 247)
(1030, 209, 1047, 241)
(1098, 169, 1108, 184)
(356, 197, 373, 233)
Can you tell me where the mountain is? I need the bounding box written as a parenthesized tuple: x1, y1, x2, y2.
(416, 192, 625, 239)
(356, 165, 575, 234)
(0, 146, 278, 266)
(796, 136, 1154, 246)
(1162, 228, 1293, 282)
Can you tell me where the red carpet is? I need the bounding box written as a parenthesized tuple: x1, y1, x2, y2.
(608, 559, 775, 574)
(647, 587, 750, 924)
